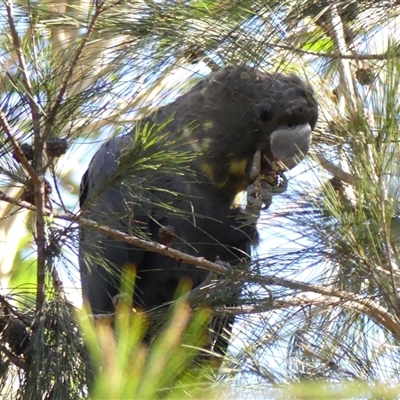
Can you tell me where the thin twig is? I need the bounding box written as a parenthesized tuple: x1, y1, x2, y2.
(253, 279, 400, 339)
(213, 289, 400, 340)
(325, 4, 359, 205)
(0, 191, 230, 275)
(46, 246, 67, 300)
(1, 190, 399, 338)
(297, 341, 358, 379)
(271, 42, 400, 61)
(313, 152, 356, 185)
(0, 295, 33, 327)
(5, 0, 41, 137)
(44, 4, 102, 137)
(90, 279, 400, 341)
(0, 111, 37, 179)
(1, 345, 27, 371)
(79, 217, 230, 274)
(327, 3, 357, 113)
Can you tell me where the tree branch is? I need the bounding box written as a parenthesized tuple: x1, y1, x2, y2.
(4, 2, 48, 332)
(327, 3, 357, 113)
(313, 151, 356, 185)
(253, 279, 400, 339)
(0, 112, 37, 179)
(2, 190, 399, 339)
(0, 191, 230, 275)
(213, 289, 400, 340)
(0, 345, 27, 371)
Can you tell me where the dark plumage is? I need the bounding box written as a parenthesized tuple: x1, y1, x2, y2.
(79, 65, 318, 357)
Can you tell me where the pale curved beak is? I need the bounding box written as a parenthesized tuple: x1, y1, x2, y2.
(270, 123, 312, 170)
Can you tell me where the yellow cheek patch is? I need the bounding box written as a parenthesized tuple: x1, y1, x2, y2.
(228, 159, 248, 177)
(201, 162, 215, 182)
(201, 158, 249, 193)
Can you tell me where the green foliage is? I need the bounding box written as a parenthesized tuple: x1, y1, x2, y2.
(78, 300, 218, 399)
(280, 381, 400, 400)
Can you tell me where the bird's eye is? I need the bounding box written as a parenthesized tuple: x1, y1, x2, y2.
(260, 108, 273, 121)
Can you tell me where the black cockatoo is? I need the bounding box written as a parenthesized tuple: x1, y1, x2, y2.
(79, 65, 318, 357)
